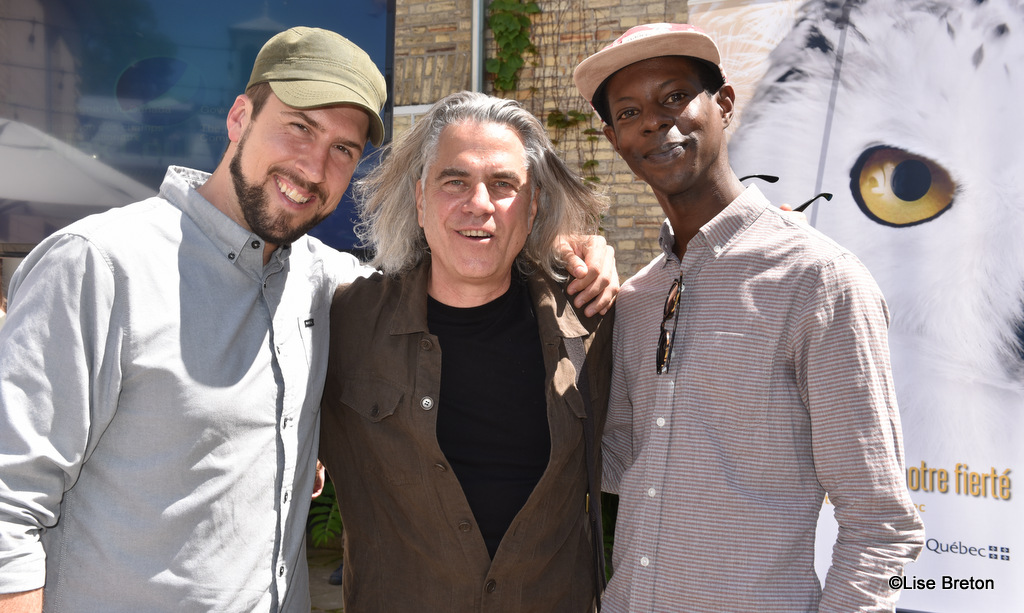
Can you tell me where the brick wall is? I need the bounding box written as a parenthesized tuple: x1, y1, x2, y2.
(394, 0, 474, 106)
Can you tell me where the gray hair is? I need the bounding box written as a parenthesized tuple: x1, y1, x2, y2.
(354, 91, 607, 278)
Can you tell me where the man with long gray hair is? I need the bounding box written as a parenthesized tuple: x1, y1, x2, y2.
(318, 91, 612, 612)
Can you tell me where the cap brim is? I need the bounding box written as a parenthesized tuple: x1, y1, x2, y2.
(573, 31, 723, 103)
(270, 80, 385, 147)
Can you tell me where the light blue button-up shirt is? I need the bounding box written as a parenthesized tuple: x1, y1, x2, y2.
(0, 166, 369, 611)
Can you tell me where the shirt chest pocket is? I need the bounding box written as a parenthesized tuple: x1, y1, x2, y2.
(297, 304, 329, 369)
(683, 330, 775, 434)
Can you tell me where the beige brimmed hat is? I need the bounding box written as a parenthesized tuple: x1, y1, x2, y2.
(573, 23, 725, 105)
(247, 27, 388, 147)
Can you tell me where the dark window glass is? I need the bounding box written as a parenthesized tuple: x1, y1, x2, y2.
(0, 0, 393, 254)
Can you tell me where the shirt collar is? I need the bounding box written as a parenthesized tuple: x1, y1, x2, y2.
(658, 184, 771, 261)
(527, 267, 594, 340)
(159, 166, 292, 274)
(389, 259, 432, 335)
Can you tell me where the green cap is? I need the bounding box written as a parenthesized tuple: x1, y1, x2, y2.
(247, 27, 387, 147)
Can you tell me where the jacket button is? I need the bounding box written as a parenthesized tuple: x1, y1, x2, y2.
(485, 579, 497, 593)
(419, 338, 433, 350)
(420, 396, 434, 410)
(433, 463, 447, 472)
(370, 404, 380, 417)
(458, 520, 472, 532)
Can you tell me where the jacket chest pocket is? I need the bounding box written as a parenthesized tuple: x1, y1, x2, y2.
(332, 376, 420, 486)
(339, 376, 404, 422)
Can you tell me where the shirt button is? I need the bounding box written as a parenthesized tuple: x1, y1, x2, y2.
(656, 417, 666, 427)
(370, 404, 380, 417)
(419, 338, 433, 351)
(458, 520, 472, 532)
(420, 396, 434, 410)
(278, 565, 286, 577)
(713, 245, 722, 254)
(252, 240, 261, 249)
(640, 556, 650, 567)
(227, 252, 236, 260)
(647, 487, 657, 497)
(485, 579, 497, 593)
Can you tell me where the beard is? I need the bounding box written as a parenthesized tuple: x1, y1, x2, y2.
(228, 130, 333, 246)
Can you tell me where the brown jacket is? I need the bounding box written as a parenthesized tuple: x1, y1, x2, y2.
(319, 260, 612, 612)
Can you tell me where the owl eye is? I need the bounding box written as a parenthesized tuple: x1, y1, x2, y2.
(849, 146, 956, 226)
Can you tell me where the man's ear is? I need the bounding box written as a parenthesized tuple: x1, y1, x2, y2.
(415, 179, 426, 228)
(602, 123, 619, 151)
(716, 84, 736, 129)
(527, 187, 539, 233)
(226, 94, 251, 143)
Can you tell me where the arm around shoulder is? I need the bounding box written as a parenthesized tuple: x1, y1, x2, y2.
(558, 235, 619, 317)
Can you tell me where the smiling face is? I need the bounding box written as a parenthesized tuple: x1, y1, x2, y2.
(602, 56, 735, 208)
(415, 120, 537, 307)
(225, 92, 369, 248)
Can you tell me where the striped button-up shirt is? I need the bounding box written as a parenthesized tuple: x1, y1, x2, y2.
(602, 186, 924, 612)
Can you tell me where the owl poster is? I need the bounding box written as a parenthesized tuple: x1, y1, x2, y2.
(690, 0, 1022, 610)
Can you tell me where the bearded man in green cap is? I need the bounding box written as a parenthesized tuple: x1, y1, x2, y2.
(0, 27, 616, 613)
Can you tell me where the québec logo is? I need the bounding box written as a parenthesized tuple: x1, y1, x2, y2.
(926, 538, 1011, 562)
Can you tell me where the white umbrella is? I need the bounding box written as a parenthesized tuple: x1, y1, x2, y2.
(0, 118, 156, 255)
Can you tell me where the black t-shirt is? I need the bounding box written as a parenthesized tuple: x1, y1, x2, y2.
(427, 274, 551, 559)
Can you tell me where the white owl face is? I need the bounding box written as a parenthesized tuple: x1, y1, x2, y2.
(730, 0, 1024, 385)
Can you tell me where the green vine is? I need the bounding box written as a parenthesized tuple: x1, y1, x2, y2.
(547, 109, 602, 183)
(546, 109, 590, 130)
(485, 0, 540, 92)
